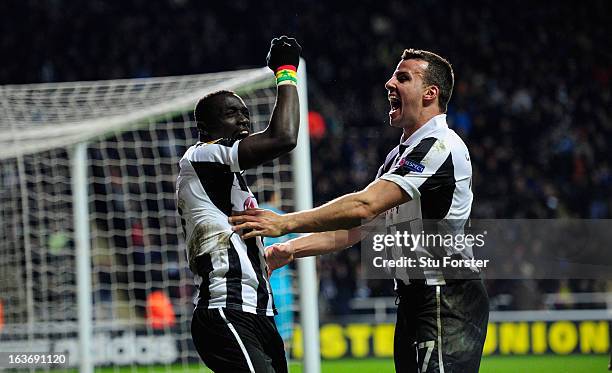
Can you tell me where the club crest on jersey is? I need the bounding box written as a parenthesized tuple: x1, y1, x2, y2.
(399, 158, 425, 173)
(244, 196, 258, 210)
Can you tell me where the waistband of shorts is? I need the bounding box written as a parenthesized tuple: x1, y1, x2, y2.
(396, 277, 482, 291)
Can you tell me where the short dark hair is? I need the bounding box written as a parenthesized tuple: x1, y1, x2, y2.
(194, 90, 236, 133)
(401, 49, 454, 113)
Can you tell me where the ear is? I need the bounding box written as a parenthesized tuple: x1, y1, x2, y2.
(423, 85, 439, 106)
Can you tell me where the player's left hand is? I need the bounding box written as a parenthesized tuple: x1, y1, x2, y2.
(266, 35, 301, 72)
(229, 208, 286, 239)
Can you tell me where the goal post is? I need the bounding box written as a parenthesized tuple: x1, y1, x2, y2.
(294, 60, 321, 373)
(0, 60, 320, 372)
(72, 141, 93, 373)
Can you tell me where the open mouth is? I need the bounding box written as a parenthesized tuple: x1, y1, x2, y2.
(234, 127, 250, 139)
(388, 95, 401, 118)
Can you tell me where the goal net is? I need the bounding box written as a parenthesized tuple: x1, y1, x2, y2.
(0, 67, 312, 371)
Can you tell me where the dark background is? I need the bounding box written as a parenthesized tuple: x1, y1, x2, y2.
(3, 0, 611, 315)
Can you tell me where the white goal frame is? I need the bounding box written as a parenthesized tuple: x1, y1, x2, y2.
(4, 58, 321, 373)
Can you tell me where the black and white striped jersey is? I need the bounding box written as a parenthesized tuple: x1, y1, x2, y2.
(176, 138, 275, 316)
(376, 114, 475, 286)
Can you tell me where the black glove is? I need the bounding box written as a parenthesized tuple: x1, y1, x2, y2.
(266, 35, 301, 71)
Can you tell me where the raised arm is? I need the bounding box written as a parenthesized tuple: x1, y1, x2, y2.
(238, 36, 302, 169)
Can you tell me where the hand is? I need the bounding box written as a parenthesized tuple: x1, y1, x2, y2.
(265, 242, 295, 276)
(229, 208, 288, 239)
(266, 35, 301, 72)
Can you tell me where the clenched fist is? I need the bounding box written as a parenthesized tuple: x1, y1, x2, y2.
(265, 242, 295, 277)
(266, 35, 301, 71)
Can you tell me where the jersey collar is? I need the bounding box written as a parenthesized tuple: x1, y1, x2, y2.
(195, 138, 226, 145)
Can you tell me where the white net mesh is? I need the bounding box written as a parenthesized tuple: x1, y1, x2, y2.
(0, 68, 271, 160)
(0, 68, 300, 371)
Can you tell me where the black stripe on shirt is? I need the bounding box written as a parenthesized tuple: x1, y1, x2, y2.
(191, 161, 234, 216)
(194, 253, 213, 309)
(235, 172, 249, 192)
(381, 146, 401, 175)
(226, 240, 243, 307)
(245, 237, 270, 314)
(235, 171, 271, 312)
(419, 153, 456, 220)
(391, 137, 438, 177)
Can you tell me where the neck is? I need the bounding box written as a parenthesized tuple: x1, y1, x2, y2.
(401, 110, 441, 140)
(199, 134, 216, 143)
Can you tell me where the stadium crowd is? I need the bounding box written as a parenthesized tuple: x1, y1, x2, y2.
(3, 0, 610, 316)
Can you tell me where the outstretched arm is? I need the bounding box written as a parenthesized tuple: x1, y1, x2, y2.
(238, 36, 302, 169)
(230, 178, 411, 239)
(294, 228, 363, 257)
(265, 228, 363, 274)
